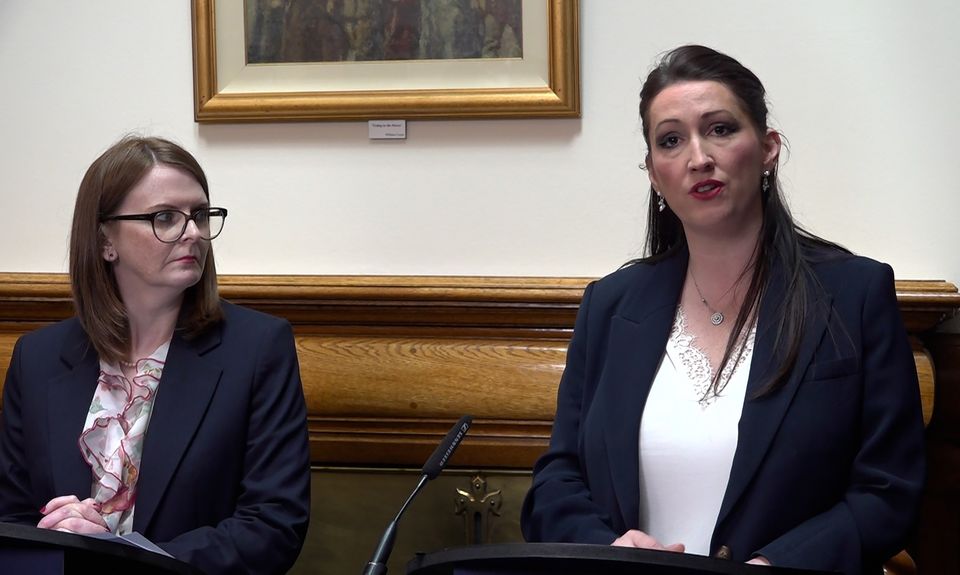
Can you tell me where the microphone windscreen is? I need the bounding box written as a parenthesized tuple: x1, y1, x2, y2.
(421, 415, 472, 479)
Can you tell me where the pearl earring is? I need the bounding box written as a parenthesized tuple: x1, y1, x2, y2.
(762, 170, 771, 193)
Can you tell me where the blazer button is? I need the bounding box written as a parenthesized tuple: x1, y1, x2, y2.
(713, 545, 732, 560)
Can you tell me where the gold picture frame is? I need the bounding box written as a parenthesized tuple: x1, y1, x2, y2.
(192, 0, 580, 122)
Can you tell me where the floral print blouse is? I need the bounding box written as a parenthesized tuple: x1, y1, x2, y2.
(78, 342, 169, 534)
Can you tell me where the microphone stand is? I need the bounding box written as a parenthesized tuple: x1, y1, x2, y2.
(361, 475, 429, 575)
(361, 415, 472, 575)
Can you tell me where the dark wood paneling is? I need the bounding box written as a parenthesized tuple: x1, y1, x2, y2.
(915, 333, 960, 574)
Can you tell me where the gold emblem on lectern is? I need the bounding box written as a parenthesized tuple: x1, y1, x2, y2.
(454, 474, 503, 544)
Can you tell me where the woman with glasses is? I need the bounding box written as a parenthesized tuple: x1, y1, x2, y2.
(0, 136, 310, 574)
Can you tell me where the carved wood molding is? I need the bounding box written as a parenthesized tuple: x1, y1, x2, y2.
(895, 280, 960, 331)
(2, 273, 957, 325)
(0, 273, 957, 469)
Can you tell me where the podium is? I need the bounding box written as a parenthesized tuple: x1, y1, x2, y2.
(407, 543, 833, 575)
(0, 522, 200, 574)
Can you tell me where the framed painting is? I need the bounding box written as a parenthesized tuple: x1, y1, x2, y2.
(192, 0, 580, 122)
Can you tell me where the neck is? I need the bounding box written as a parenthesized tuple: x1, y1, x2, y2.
(121, 292, 182, 360)
(685, 223, 762, 305)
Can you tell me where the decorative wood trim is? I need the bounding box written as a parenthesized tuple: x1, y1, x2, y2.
(895, 280, 960, 331)
(0, 273, 957, 470)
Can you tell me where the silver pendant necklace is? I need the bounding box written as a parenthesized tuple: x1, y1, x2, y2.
(689, 268, 736, 326)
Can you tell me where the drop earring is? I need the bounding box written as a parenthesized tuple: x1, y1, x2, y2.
(762, 170, 771, 193)
(657, 193, 666, 212)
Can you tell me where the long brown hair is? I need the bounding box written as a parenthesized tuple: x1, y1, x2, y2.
(69, 136, 222, 364)
(636, 45, 847, 397)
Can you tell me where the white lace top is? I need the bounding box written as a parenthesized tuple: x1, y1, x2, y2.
(638, 306, 756, 555)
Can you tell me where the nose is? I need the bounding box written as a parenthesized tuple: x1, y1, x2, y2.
(687, 137, 714, 172)
(180, 218, 202, 242)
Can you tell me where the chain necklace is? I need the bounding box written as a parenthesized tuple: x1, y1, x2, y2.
(688, 268, 739, 326)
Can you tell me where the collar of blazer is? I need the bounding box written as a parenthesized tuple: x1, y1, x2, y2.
(598, 247, 833, 534)
(49, 315, 225, 534)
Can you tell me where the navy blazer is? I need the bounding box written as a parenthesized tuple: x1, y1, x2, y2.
(521, 249, 925, 575)
(0, 301, 311, 575)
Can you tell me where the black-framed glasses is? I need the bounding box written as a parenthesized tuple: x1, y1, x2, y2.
(100, 207, 228, 243)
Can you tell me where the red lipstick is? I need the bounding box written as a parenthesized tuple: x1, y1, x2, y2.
(689, 179, 724, 200)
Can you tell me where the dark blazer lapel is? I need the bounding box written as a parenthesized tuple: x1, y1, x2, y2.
(714, 262, 832, 529)
(603, 251, 687, 530)
(133, 326, 223, 533)
(48, 322, 101, 498)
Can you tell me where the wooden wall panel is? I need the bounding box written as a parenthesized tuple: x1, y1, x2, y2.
(0, 272, 956, 471)
(298, 336, 565, 419)
(0, 272, 957, 573)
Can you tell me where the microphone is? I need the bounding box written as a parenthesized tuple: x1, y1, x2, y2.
(361, 415, 473, 575)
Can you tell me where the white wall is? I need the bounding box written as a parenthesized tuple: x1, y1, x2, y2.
(1, 1, 958, 284)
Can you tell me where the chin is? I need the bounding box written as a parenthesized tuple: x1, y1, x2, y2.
(170, 272, 204, 291)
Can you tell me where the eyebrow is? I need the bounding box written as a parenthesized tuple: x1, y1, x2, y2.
(654, 109, 735, 132)
(654, 118, 681, 131)
(701, 109, 734, 121)
(146, 201, 210, 212)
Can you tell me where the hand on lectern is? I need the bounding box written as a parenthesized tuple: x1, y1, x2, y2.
(611, 529, 685, 553)
(746, 556, 772, 565)
(37, 495, 109, 534)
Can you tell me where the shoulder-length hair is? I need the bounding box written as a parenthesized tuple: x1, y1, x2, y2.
(69, 136, 222, 364)
(636, 45, 847, 397)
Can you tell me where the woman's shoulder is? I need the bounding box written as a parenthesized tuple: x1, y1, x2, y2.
(592, 251, 682, 292)
(804, 246, 893, 284)
(575, 251, 686, 321)
(11, 317, 92, 369)
(800, 246, 898, 312)
(593, 261, 656, 292)
(19, 317, 85, 347)
(216, 300, 293, 344)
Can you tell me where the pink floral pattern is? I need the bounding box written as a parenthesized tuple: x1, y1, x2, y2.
(78, 343, 168, 534)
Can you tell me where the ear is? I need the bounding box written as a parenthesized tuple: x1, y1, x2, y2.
(100, 225, 116, 262)
(761, 129, 781, 170)
(101, 241, 115, 262)
(645, 153, 662, 193)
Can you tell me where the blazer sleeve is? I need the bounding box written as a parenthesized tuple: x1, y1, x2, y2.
(521, 282, 621, 545)
(0, 337, 43, 525)
(158, 319, 311, 575)
(756, 264, 926, 574)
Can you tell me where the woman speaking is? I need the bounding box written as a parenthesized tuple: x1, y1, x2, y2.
(521, 46, 925, 575)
